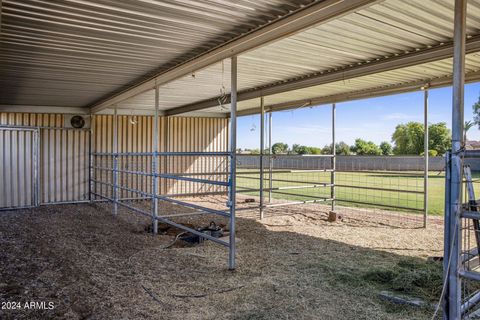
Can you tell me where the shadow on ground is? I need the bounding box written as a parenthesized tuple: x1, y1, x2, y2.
(0, 202, 442, 320)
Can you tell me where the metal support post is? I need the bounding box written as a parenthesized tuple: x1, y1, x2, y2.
(423, 88, 429, 228)
(444, 0, 467, 318)
(33, 128, 40, 207)
(88, 117, 93, 203)
(113, 107, 118, 215)
(259, 97, 265, 219)
(229, 56, 238, 270)
(268, 111, 273, 203)
(163, 116, 169, 194)
(443, 151, 452, 319)
(331, 103, 336, 213)
(152, 86, 160, 235)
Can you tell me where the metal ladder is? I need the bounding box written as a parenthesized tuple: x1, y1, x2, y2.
(463, 165, 480, 252)
(456, 165, 480, 319)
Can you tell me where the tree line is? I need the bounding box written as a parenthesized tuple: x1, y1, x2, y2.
(241, 121, 452, 156)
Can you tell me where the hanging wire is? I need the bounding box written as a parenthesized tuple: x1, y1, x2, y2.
(431, 149, 470, 320)
(218, 60, 229, 111)
(250, 115, 257, 131)
(129, 115, 138, 125)
(278, 101, 311, 114)
(431, 216, 459, 320)
(129, 109, 138, 125)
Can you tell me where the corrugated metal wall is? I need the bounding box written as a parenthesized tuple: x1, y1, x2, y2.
(0, 112, 91, 205)
(165, 116, 229, 195)
(92, 115, 155, 200)
(0, 112, 63, 127)
(92, 115, 229, 199)
(40, 128, 90, 203)
(0, 112, 228, 208)
(0, 127, 37, 209)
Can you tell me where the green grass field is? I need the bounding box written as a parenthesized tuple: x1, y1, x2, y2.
(236, 169, 480, 216)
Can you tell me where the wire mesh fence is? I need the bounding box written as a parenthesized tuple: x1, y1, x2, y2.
(236, 154, 430, 228)
(236, 154, 332, 199)
(335, 157, 426, 228)
(92, 153, 442, 228)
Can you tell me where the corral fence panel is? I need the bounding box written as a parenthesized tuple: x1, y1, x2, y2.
(235, 154, 454, 227)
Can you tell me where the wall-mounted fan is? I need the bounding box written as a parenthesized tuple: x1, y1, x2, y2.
(70, 115, 86, 128)
(64, 115, 90, 129)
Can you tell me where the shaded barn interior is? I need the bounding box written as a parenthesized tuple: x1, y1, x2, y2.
(1, 0, 480, 318)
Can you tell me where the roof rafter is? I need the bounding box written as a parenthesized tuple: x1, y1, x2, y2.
(236, 70, 480, 116)
(165, 35, 480, 116)
(90, 0, 381, 114)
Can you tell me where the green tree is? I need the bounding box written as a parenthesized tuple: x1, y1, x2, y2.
(465, 120, 475, 142)
(350, 139, 382, 155)
(420, 150, 438, 156)
(336, 141, 351, 155)
(308, 147, 322, 154)
(473, 95, 480, 128)
(291, 144, 301, 154)
(379, 141, 393, 155)
(392, 122, 424, 155)
(271, 142, 288, 154)
(428, 122, 451, 155)
(321, 142, 351, 155)
(392, 121, 451, 155)
(296, 145, 310, 154)
(321, 144, 332, 155)
(292, 145, 322, 154)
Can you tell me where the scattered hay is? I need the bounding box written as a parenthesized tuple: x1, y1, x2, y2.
(363, 258, 443, 301)
(0, 200, 444, 320)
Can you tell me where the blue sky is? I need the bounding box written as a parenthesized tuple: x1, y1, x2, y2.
(237, 83, 480, 150)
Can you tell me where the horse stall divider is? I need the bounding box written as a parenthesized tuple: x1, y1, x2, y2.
(88, 58, 237, 269)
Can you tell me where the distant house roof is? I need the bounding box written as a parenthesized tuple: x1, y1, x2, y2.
(466, 141, 480, 150)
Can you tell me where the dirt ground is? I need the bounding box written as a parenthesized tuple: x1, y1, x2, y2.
(0, 198, 444, 320)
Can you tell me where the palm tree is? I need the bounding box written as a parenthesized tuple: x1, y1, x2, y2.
(465, 120, 475, 143)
